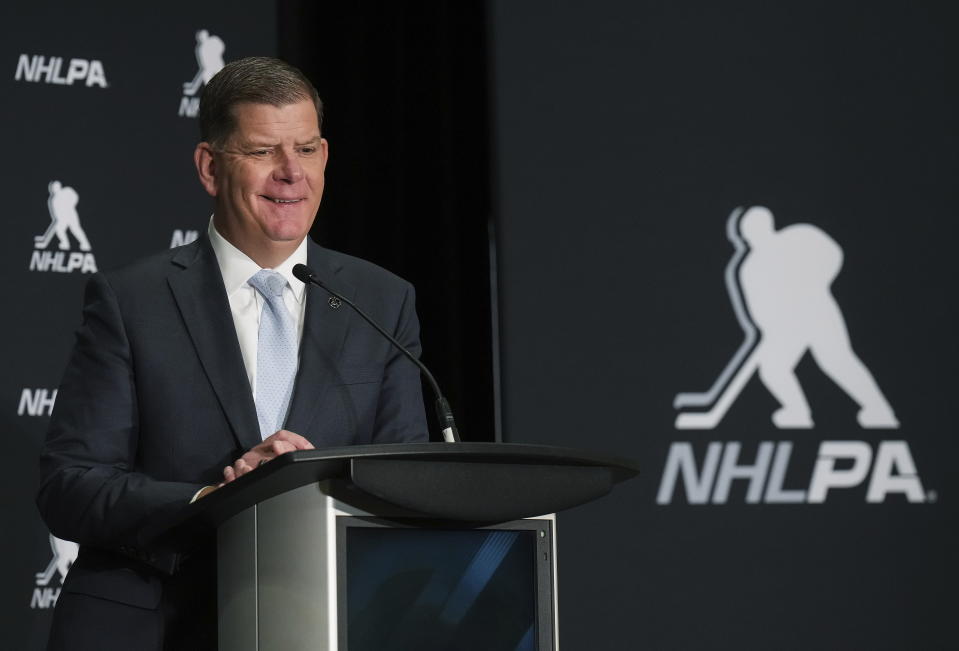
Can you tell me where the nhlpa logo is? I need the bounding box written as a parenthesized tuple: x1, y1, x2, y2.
(31, 534, 79, 609)
(170, 228, 199, 248)
(18, 388, 57, 417)
(657, 207, 925, 506)
(14, 54, 108, 88)
(30, 180, 97, 274)
(178, 29, 225, 117)
(673, 206, 897, 429)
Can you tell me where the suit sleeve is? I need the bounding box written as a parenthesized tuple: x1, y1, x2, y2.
(370, 282, 430, 443)
(36, 273, 202, 551)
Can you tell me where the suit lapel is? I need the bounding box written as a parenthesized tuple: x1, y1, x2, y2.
(167, 237, 262, 452)
(284, 241, 356, 440)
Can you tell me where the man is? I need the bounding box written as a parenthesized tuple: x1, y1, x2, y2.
(37, 57, 428, 650)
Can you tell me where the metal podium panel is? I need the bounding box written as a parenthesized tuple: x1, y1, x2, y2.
(256, 482, 334, 650)
(218, 505, 257, 651)
(218, 481, 404, 650)
(217, 480, 560, 650)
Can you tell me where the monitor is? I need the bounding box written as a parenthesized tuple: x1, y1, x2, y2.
(336, 517, 555, 651)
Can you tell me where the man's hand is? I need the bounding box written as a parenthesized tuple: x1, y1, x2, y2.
(222, 430, 314, 484)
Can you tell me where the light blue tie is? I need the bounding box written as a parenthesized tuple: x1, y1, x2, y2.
(248, 270, 297, 439)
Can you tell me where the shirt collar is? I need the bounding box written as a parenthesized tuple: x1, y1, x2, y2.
(207, 217, 308, 303)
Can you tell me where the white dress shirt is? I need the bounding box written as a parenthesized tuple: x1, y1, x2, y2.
(207, 218, 308, 399)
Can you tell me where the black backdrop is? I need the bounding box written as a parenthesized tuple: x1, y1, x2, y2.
(1, 1, 278, 647)
(3, 2, 496, 648)
(280, 1, 496, 443)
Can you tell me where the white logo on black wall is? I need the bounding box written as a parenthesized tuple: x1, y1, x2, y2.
(179, 29, 225, 117)
(18, 388, 57, 417)
(30, 181, 97, 274)
(674, 205, 897, 430)
(31, 534, 79, 609)
(14, 54, 107, 88)
(170, 229, 199, 248)
(658, 206, 927, 505)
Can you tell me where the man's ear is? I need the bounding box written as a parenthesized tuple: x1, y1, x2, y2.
(194, 142, 217, 197)
(319, 137, 330, 172)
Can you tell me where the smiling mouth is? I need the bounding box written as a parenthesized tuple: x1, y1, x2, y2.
(261, 196, 305, 204)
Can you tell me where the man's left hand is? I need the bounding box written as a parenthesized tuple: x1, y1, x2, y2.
(222, 429, 314, 484)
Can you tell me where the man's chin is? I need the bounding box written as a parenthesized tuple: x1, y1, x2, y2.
(259, 217, 315, 244)
(264, 231, 309, 246)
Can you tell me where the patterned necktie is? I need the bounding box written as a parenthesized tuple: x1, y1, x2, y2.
(247, 270, 297, 439)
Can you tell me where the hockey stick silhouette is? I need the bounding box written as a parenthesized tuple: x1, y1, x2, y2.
(674, 207, 760, 428)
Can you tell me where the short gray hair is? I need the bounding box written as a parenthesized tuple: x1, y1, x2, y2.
(199, 56, 323, 148)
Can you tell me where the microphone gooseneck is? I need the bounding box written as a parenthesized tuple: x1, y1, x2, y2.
(292, 263, 460, 443)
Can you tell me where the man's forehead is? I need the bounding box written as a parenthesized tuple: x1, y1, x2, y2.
(231, 97, 315, 112)
(226, 100, 321, 143)
(234, 133, 323, 146)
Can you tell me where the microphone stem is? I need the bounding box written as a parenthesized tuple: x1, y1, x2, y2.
(300, 270, 460, 443)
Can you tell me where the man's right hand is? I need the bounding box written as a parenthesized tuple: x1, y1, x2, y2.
(221, 430, 315, 484)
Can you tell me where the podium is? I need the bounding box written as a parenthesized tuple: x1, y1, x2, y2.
(144, 442, 639, 651)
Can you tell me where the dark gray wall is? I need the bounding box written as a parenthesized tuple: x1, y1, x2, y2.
(492, 2, 957, 649)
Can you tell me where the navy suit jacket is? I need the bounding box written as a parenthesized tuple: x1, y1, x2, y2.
(37, 235, 428, 649)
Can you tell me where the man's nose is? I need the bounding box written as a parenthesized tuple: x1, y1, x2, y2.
(273, 149, 304, 183)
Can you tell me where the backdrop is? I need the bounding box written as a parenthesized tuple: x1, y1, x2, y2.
(0, 1, 275, 646)
(6, 1, 957, 649)
(492, 1, 957, 649)
(1, 3, 495, 648)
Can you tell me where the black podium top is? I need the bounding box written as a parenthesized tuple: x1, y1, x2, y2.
(142, 442, 640, 549)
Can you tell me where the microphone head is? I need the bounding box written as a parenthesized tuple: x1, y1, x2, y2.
(292, 263, 315, 284)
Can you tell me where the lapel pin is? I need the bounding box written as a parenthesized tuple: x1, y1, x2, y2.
(328, 296, 342, 309)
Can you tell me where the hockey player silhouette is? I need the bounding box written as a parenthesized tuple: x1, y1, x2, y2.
(182, 29, 225, 96)
(34, 180, 91, 251)
(675, 206, 898, 429)
(35, 535, 79, 587)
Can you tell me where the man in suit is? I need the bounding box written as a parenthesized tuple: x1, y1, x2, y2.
(37, 57, 428, 650)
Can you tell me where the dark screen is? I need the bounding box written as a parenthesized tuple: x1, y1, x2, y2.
(344, 527, 537, 651)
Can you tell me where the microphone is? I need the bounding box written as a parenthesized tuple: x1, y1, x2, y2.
(292, 263, 461, 443)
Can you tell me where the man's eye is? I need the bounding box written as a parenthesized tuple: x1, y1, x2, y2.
(299, 147, 317, 155)
(250, 149, 271, 157)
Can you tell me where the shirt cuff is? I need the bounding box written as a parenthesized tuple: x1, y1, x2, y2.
(189, 485, 217, 504)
